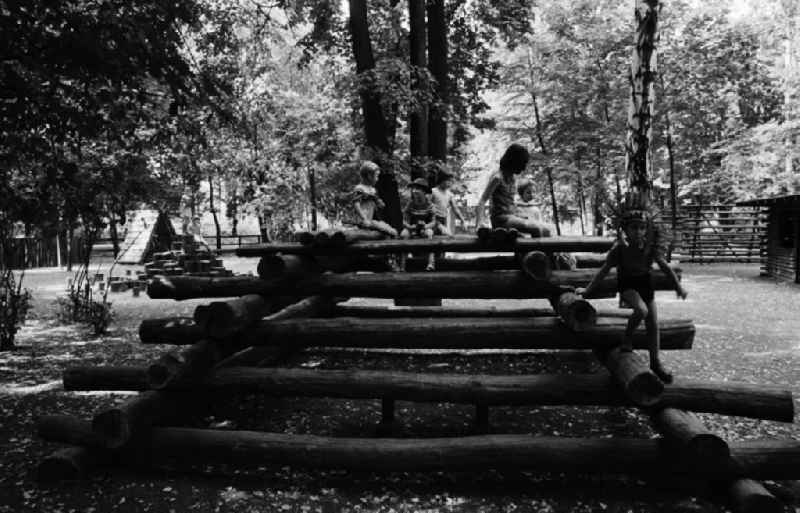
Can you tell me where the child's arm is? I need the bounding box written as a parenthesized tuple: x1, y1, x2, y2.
(655, 255, 688, 299)
(475, 175, 500, 226)
(354, 197, 372, 225)
(576, 248, 616, 298)
(450, 196, 465, 222)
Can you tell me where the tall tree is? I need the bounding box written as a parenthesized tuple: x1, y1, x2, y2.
(408, 0, 429, 180)
(427, 0, 449, 171)
(624, 0, 660, 208)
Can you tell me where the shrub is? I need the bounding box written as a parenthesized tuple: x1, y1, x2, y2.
(0, 269, 32, 350)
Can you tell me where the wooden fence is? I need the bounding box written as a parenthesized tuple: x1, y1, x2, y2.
(669, 204, 766, 264)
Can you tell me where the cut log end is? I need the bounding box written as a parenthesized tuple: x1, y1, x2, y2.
(520, 251, 552, 281)
(728, 479, 782, 513)
(626, 371, 665, 407)
(37, 448, 93, 482)
(688, 434, 731, 465)
(91, 410, 129, 449)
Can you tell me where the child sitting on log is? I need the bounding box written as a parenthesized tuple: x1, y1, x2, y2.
(351, 161, 399, 238)
(576, 207, 687, 383)
(430, 166, 465, 236)
(400, 178, 437, 271)
(515, 178, 543, 225)
(475, 143, 552, 237)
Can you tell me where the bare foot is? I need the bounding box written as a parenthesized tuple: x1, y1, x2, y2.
(651, 362, 673, 384)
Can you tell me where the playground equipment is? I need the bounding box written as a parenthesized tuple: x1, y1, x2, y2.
(37, 230, 796, 513)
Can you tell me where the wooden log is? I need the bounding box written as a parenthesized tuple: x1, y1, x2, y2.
(235, 236, 614, 257)
(520, 251, 552, 281)
(90, 391, 185, 449)
(59, 368, 795, 422)
(476, 226, 492, 242)
(257, 254, 318, 280)
(147, 339, 225, 389)
(139, 317, 204, 345)
(317, 254, 604, 273)
(147, 269, 679, 300)
(651, 407, 730, 467)
(194, 294, 272, 338)
(295, 231, 315, 246)
(330, 305, 633, 320)
(595, 347, 664, 406)
(39, 414, 104, 448)
(118, 429, 800, 477)
(727, 479, 782, 513)
(330, 229, 386, 247)
(37, 447, 105, 482)
(551, 291, 597, 332)
(36, 416, 800, 478)
(63, 366, 148, 391)
(240, 316, 694, 351)
(147, 275, 284, 300)
(314, 230, 332, 247)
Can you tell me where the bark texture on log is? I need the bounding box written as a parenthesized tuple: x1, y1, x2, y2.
(148, 269, 679, 300)
(147, 275, 284, 301)
(147, 339, 225, 390)
(239, 316, 693, 351)
(595, 347, 664, 406)
(330, 305, 632, 319)
(60, 367, 794, 422)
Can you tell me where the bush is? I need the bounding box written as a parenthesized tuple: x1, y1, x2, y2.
(0, 270, 32, 350)
(56, 266, 114, 335)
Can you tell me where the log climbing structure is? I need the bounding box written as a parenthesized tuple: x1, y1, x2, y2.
(38, 230, 797, 513)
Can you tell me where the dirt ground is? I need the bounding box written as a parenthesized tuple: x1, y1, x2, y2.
(0, 259, 798, 512)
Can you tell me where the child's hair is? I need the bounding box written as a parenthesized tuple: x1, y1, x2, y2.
(359, 161, 380, 180)
(516, 177, 534, 197)
(499, 143, 530, 172)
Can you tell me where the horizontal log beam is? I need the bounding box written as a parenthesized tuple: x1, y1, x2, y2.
(145, 269, 680, 300)
(139, 318, 204, 345)
(651, 407, 730, 468)
(316, 254, 605, 274)
(38, 418, 800, 478)
(240, 316, 694, 351)
(236, 236, 614, 257)
(329, 305, 632, 319)
(60, 367, 794, 422)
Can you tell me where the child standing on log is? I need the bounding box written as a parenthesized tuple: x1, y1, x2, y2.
(430, 167, 465, 236)
(475, 143, 551, 237)
(576, 209, 687, 383)
(400, 178, 436, 271)
(351, 161, 399, 238)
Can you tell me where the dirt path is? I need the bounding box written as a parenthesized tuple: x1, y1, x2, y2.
(0, 262, 798, 512)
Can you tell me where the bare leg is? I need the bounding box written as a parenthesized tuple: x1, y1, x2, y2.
(620, 289, 647, 352)
(500, 215, 552, 237)
(424, 228, 435, 270)
(645, 299, 672, 383)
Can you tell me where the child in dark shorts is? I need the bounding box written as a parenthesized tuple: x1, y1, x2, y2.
(576, 208, 687, 383)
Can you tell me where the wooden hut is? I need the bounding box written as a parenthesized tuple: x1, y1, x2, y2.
(736, 195, 800, 283)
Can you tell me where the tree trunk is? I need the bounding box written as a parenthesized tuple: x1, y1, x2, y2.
(426, 0, 447, 165)
(527, 48, 561, 235)
(624, 0, 660, 208)
(308, 166, 318, 232)
(193, 294, 274, 339)
(209, 173, 222, 251)
(408, 0, 428, 179)
(109, 214, 120, 258)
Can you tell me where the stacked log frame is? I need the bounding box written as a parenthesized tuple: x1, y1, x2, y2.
(39, 234, 796, 511)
